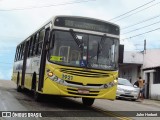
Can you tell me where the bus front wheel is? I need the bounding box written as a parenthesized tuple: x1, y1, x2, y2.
(82, 98, 95, 106)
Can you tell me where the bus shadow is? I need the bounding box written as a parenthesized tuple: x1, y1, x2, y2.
(15, 88, 91, 110)
(12, 88, 109, 117)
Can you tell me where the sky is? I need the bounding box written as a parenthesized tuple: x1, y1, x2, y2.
(0, 0, 160, 80)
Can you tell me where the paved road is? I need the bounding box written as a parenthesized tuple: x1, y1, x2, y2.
(0, 80, 119, 120)
(0, 80, 160, 120)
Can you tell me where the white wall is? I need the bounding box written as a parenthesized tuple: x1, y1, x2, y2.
(151, 84, 160, 100)
(123, 51, 143, 64)
(143, 49, 160, 69)
(119, 64, 140, 84)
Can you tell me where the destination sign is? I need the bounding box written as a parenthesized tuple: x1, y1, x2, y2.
(54, 17, 119, 35)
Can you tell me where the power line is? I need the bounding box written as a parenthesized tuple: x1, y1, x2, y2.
(108, 0, 155, 21)
(121, 20, 160, 35)
(121, 27, 160, 41)
(0, 0, 95, 11)
(113, 1, 160, 22)
(121, 14, 160, 30)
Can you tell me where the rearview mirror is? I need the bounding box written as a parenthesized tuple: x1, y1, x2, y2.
(118, 44, 124, 64)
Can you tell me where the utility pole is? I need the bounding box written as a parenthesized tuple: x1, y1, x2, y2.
(144, 39, 146, 54)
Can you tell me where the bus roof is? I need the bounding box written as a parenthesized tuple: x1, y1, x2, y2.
(17, 15, 120, 46)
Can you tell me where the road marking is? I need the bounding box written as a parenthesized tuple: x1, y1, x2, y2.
(91, 106, 133, 120)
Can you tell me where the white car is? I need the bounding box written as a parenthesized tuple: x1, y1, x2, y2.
(116, 78, 140, 101)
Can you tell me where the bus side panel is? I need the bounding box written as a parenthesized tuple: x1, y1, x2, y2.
(12, 61, 23, 84)
(24, 73, 32, 90)
(12, 72, 17, 83)
(43, 78, 61, 95)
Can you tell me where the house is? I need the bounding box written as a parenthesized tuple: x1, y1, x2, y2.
(119, 51, 143, 84)
(142, 49, 160, 100)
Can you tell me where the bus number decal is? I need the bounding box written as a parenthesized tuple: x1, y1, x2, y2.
(62, 74, 73, 81)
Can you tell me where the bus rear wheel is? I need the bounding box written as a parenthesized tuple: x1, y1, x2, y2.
(17, 73, 22, 92)
(34, 90, 41, 102)
(33, 84, 41, 102)
(82, 98, 95, 106)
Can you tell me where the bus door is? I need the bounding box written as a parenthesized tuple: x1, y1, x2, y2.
(38, 27, 50, 91)
(21, 40, 29, 88)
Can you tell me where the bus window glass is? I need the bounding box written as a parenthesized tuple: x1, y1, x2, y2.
(14, 47, 18, 61)
(16, 46, 19, 61)
(48, 30, 118, 70)
(39, 29, 45, 42)
(32, 34, 37, 56)
(27, 39, 31, 57)
(35, 33, 39, 55)
(48, 31, 82, 66)
(88, 37, 119, 70)
(37, 29, 45, 55)
(31, 36, 35, 56)
(21, 44, 24, 59)
(29, 39, 33, 57)
(19, 44, 23, 60)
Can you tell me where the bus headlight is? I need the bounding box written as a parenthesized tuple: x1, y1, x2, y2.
(114, 79, 118, 84)
(103, 80, 117, 88)
(47, 69, 57, 81)
(47, 69, 64, 84)
(48, 71, 54, 77)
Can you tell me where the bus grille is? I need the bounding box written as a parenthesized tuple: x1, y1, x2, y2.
(67, 88, 99, 96)
(60, 68, 109, 77)
(65, 80, 103, 87)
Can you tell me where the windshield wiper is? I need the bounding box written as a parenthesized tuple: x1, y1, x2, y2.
(96, 34, 106, 62)
(69, 29, 83, 48)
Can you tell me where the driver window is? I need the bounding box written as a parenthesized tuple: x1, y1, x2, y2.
(59, 46, 70, 62)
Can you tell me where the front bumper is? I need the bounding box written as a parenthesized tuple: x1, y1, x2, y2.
(116, 90, 139, 100)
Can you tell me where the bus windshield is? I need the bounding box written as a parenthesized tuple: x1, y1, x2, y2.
(48, 30, 119, 70)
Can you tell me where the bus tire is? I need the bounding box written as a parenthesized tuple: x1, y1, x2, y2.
(82, 98, 95, 106)
(17, 73, 22, 92)
(31, 73, 36, 91)
(34, 90, 41, 102)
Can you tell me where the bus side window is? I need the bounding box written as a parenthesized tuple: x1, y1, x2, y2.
(27, 38, 31, 57)
(17, 46, 21, 61)
(29, 37, 34, 57)
(16, 46, 20, 61)
(33, 34, 37, 56)
(21, 44, 25, 60)
(18, 45, 21, 60)
(30, 36, 35, 56)
(19, 44, 23, 60)
(14, 47, 18, 61)
(37, 29, 45, 55)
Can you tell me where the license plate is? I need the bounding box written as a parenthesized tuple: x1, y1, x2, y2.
(125, 92, 131, 94)
(78, 89, 89, 94)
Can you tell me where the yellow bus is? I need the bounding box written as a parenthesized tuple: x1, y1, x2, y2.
(12, 15, 123, 106)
